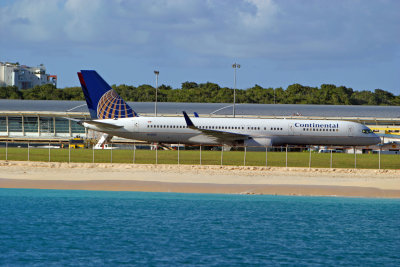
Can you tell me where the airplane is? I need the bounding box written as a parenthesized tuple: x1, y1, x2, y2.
(77, 70, 381, 147)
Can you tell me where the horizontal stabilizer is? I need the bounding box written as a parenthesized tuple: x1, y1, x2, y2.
(62, 117, 81, 123)
(82, 120, 124, 130)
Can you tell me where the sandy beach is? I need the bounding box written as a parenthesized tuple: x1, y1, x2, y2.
(1, 161, 399, 198)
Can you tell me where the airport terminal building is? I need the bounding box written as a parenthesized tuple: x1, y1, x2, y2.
(0, 111, 88, 141)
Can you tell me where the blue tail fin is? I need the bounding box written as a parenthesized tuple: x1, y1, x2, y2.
(77, 70, 136, 119)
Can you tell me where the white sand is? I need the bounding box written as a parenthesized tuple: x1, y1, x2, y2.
(1, 161, 399, 197)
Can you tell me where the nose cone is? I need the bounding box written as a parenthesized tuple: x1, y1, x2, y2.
(371, 133, 381, 145)
(373, 134, 381, 144)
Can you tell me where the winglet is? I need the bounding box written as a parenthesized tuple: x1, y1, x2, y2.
(183, 111, 195, 128)
(194, 112, 199, 117)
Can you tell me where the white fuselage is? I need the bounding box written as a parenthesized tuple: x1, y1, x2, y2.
(82, 116, 380, 146)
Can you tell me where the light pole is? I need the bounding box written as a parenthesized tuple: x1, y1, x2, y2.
(154, 70, 159, 117)
(232, 63, 240, 117)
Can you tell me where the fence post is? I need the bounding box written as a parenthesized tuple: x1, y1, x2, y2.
(309, 146, 311, 169)
(49, 142, 51, 162)
(28, 142, 30, 161)
(178, 143, 180, 165)
(200, 145, 202, 165)
(285, 145, 288, 168)
(6, 141, 8, 161)
(354, 146, 357, 169)
(110, 142, 113, 163)
(221, 146, 223, 166)
(378, 146, 381, 170)
(266, 146, 268, 167)
(330, 149, 333, 168)
(133, 143, 136, 164)
(92, 143, 95, 163)
(244, 146, 247, 166)
(155, 144, 158, 165)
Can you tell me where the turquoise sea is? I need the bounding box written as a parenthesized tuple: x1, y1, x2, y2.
(0, 189, 399, 266)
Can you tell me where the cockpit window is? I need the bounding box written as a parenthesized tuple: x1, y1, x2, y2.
(362, 129, 373, 134)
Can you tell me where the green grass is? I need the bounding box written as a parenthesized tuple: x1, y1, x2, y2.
(0, 147, 399, 169)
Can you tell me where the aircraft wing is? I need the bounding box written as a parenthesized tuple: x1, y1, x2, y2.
(182, 111, 249, 143)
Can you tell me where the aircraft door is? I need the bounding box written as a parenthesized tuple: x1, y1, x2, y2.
(133, 120, 140, 132)
(348, 125, 354, 137)
(289, 123, 295, 135)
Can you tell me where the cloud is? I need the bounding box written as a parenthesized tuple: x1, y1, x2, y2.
(0, 0, 399, 65)
(10, 17, 31, 25)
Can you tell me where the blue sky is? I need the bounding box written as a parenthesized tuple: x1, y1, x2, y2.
(1, 0, 399, 94)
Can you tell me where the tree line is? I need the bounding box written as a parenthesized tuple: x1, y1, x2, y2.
(1, 82, 399, 105)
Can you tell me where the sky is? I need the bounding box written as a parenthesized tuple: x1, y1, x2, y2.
(1, 0, 399, 94)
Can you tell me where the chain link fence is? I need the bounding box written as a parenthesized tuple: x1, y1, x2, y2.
(0, 141, 399, 169)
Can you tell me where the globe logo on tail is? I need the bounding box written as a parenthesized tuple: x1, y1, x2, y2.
(97, 89, 135, 119)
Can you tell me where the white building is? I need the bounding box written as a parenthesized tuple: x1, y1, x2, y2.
(0, 62, 57, 89)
